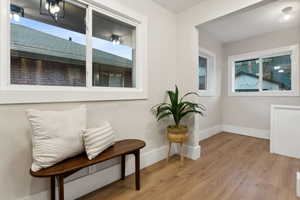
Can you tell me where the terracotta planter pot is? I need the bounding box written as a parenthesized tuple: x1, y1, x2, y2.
(167, 125, 188, 143)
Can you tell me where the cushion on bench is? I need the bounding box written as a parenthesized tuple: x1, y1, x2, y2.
(82, 121, 115, 160)
(27, 105, 87, 172)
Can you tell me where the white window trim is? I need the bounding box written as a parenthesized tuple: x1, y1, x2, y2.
(197, 47, 216, 97)
(228, 44, 299, 97)
(0, 0, 148, 104)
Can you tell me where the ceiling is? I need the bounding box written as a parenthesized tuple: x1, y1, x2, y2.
(199, 0, 300, 43)
(153, 0, 208, 13)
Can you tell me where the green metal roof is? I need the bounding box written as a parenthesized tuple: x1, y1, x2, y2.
(11, 24, 133, 68)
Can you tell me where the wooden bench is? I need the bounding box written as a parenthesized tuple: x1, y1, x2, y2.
(30, 139, 146, 200)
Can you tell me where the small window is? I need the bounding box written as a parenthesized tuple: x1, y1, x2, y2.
(198, 48, 216, 96)
(199, 56, 208, 90)
(229, 45, 299, 96)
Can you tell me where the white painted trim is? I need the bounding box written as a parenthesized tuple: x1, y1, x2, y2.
(197, 124, 269, 141)
(222, 124, 270, 139)
(0, 0, 148, 104)
(19, 145, 169, 200)
(228, 44, 299, 97)
(199, 125, 222, 141)
(198, 47, 217, 96)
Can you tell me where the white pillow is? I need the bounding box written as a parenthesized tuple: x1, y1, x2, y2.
(27, 105, 87, 172)
(81, 122, 115, 160)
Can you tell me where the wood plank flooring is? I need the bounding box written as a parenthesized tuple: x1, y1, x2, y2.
(78, 133, 300, 200)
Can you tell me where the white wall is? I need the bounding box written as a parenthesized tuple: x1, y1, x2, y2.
(222, 27, 300, 130)
(176, 0, 264, 144)
(0, 0, 177, 199)
(198, 29, 223, 129)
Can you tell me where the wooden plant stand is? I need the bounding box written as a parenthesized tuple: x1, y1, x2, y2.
(166, 131, 188, 165)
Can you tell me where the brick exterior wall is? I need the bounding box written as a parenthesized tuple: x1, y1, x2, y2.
(11, 55, 133, 87)
(11, 56, 86, 87)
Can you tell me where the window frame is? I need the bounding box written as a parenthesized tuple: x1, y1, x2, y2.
(197, 47, 216, 96)
(228, 45, 299, 97)
(0, 0, 148, 104)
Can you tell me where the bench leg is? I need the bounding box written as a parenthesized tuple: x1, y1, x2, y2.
(58, 176, 64, 200)
(51, 176, 55, 200)
(121, 154, 126, 180)
(134, 150, 140, 190)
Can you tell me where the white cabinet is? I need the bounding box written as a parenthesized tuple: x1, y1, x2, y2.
(270, 105, 300, 159)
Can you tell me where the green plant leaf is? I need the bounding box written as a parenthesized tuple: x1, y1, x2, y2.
(180, 110, 204, 119)
(151, 85, 206, 126)
(157, 112, 172, 121)
(180, 92, 200, 102)
(181, 101, 206, 110)
(157, 106, 172, 117)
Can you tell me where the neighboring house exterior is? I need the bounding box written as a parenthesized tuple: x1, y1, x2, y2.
(235, 71, 288, 92)
(11, 24, 133, 87)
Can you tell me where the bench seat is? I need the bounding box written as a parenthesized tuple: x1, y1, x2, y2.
(30, 139, 146, 200)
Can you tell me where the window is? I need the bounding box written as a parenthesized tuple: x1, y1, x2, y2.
(0, 0, 147, 104)
(228, 45, 299, 96)
(199, 56, 208, 90)
(262, 55, 291, 91)
(10, 0, 87, 87)
(198, 48, 216, 96)
(234, 59, 259, 92)
(91, 10, 136, 88)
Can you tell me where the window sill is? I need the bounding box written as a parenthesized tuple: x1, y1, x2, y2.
(0, 86, 148, 104)
(228, 90, 299, 97)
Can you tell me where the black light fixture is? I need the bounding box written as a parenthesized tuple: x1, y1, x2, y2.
(111, 34, 121, 45)
(10, 4, 24, 22)
(40, 0, 65, 22)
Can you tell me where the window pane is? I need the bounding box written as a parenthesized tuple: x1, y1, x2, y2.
(92, 10, 135, 88)
(10, 0, 86, 87)
(199, 56, 207, 90)
(262, 55, 291, 91)
(234, 59, 259, 92)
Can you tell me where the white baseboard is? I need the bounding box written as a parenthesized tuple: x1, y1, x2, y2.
(197, 124, 270, 141)
(199, 125, 222, 141)
(20, 145, 169, 200)
(222, 124, 270, 139)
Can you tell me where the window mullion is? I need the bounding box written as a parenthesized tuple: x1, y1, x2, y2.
(86, 6, 93, 88)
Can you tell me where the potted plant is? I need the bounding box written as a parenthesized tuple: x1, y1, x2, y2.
(152, 86, 205, 143)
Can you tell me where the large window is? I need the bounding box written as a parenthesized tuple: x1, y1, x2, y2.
(0, 0, 147, 104)
(228, 45, 299, 96)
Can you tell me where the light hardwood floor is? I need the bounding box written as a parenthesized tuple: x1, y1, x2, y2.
(78, 133, 300, 200)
